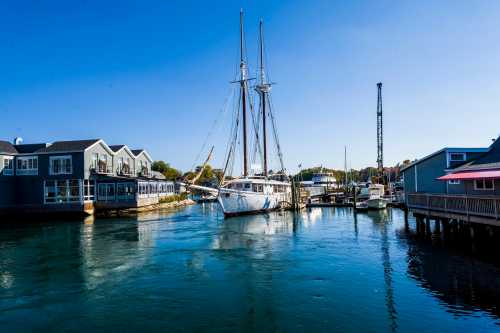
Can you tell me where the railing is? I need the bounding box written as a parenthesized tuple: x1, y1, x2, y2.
(407, 193, 500, 219)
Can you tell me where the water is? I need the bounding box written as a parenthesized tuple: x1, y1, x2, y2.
(1, 204, 499, 332)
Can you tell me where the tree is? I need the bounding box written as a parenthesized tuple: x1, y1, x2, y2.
(152, 161, 182, 181)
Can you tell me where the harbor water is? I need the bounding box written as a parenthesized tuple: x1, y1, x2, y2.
(1, 204, 499, 332)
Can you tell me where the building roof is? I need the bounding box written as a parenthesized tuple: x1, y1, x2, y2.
(400, 147, 489, 172)
(0, 141, 18, 154)
(35, 139, 100, 153)
(109, 145, 126, 152)
(131, 149, 145, 156)
(450, 136, 500, 172)
(15, 143, 49, 154)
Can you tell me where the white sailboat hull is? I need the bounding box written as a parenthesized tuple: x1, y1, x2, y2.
(218, 188, 291, 216)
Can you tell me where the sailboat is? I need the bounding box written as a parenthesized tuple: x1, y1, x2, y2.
(189, 11, 292, 217)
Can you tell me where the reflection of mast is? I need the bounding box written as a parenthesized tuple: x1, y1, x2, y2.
(379, 216, 397, 332)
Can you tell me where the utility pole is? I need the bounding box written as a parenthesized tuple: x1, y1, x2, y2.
(377, 82, 384, 183)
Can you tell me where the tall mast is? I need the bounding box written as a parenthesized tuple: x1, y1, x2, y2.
(256, 19, 271, 177)
(240, 9, 249, 177)
(376, 82, 383, 182)
(344, 146, 348, 189)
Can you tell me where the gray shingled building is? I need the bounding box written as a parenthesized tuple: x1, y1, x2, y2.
(0, 139, 175, 216)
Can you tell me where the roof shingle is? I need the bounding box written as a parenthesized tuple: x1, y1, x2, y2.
(35, 139, 100, 153)
(0, 141, 18, 154)
(109, 145, 126, 152)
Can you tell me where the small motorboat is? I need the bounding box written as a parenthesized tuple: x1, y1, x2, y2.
(366, 184, 388, 210)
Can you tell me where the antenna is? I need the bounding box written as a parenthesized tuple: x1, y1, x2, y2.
(377, 82, 383, 182)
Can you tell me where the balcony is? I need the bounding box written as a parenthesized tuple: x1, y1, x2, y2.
(91, 162, 112, 175)
(407, 193, 500, 221)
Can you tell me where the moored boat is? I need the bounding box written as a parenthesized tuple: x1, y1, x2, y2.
(188, 11, 291, 217)
(366, 184, 388, 210)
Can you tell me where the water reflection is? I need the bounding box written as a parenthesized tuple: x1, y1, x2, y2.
(363, 209, 398, 332)
(212, 211, 294, 250)
(1, 205, 500, 332)
(400, 223, 500, 319)
(80, 216, 156, 289)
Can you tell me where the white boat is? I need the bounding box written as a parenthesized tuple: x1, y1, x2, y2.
(218, 177, 292, 216)
(300, 170, 338, 197)
(188, 12, 291, 217)
(366, 184, 388, 210)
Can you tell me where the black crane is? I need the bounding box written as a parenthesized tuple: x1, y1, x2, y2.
(377, 82, 384, 183)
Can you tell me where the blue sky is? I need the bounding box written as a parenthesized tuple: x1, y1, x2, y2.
(1, 0, 499, 173)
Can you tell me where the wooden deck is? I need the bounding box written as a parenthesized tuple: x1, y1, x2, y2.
(407, 193, 500, 226)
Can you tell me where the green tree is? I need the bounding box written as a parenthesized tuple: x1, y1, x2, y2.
(152, 161, 182, 181)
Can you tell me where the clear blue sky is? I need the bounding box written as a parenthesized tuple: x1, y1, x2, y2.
(1, 0, 499, 173)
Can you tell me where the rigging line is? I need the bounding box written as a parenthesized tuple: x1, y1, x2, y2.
(246, 80, 264, 171)
(251, 94, 262, 165)
(224, 85, 241, 179)
(267, 94, 285, 173)
(190, 87, 235, 171)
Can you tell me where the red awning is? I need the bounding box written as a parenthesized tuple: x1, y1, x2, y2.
(438, 169, 500, 180)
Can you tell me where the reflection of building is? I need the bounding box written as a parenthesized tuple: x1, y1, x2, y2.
(402, 231, 500, 318)
(0, 139, 175, 216)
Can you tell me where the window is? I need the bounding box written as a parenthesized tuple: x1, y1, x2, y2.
(91, 153, 98, 170)
(84, 180, 95, 201)
(98, 183, 116, 201)
(449, 153, 466, 162)
(98, 154, 109, 173)
(16, 156, 38, 175)
(44, 179, 82, 204)
(117, 183, 135, 201)
(474, 179, 494, 191)
(3, 157, 14, 176)
(50, 155, 72, 175)
(448, 180, 460, 185)
(117, 157, 123, 174)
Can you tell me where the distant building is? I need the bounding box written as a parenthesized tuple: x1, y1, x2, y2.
(402, 136, 500, 225)
(400, 147, 488, 200)
(437, 137, 500, 195)
(0, 139, 175, 216)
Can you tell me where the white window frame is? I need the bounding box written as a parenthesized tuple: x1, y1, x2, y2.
(474, 179, 495, 191)
(98, 183, 116, 202)
(16, 156, 38, 175)
(2, 156, 14, 176)
(44, 179, 82, 204)
(91, 153, 99, 170)
(448, 180, 460, 185)
(83, 179, 95, 202)
(49, 155, 73, 175)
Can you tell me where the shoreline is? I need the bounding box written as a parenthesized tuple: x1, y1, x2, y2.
(95, 198, 196, 217)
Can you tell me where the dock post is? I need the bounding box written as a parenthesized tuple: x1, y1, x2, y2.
(434, 219, 441, 233)
(353, 187, 357, 214)
(415, 215, 423, 235)
(425, 218, 431, 237)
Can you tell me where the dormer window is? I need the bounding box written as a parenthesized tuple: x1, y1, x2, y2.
(448, 152, 466, 168)
(449, 153, 466, 162)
